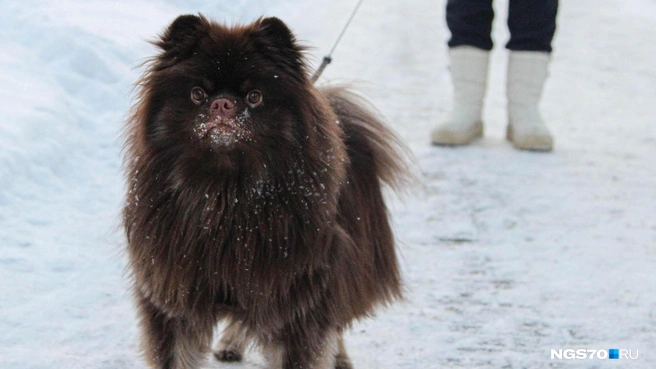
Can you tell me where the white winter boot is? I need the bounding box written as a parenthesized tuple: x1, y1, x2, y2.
(506, 51, 553, 151)
(432, 46, 489, 145)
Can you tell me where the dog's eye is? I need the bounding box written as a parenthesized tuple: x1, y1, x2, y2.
(246, 90, 262, 107)
(190, 87, 207, 104)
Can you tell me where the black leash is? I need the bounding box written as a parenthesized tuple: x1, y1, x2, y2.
(310, 0, 365, 83)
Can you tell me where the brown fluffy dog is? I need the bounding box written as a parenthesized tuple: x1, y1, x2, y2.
(123, 14, 407, 369)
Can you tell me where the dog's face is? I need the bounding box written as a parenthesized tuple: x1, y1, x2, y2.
(141, 15, 310, 161)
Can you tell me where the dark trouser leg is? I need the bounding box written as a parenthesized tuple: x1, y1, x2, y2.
(506, 0, 559, 52)
(446, 0, 495, 51)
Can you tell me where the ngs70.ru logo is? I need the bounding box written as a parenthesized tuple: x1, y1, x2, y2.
(551, 349, 639, 360)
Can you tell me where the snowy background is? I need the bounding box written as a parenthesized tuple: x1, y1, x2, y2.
(1, 0, 655, 368)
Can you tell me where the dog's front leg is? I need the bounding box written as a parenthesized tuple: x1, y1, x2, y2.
(136, 293, 215, 369)
(263, 325, 340, 369)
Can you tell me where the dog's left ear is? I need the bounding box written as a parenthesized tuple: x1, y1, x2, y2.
(253, 17, 306, 73)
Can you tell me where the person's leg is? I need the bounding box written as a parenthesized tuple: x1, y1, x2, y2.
(433, 0, 494, 146)
(447, 0, 495, 51)
(506, 0, 558, 52)
(505, 0, 558, 151)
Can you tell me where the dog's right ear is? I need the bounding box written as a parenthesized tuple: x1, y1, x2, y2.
(154, 14, 205, 65)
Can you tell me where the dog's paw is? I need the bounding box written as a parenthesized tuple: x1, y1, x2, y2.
(214, 349, 243, 362)
(335, 357, 354, 369)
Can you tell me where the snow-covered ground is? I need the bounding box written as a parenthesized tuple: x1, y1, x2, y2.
(1, 0, 655, 368)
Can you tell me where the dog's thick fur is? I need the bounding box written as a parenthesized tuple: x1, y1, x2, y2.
(123, 15, 407, 369)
